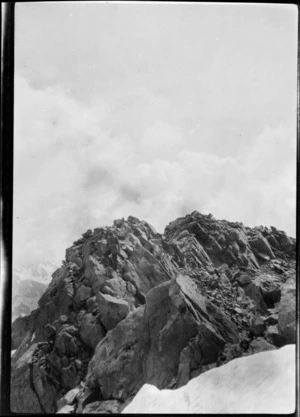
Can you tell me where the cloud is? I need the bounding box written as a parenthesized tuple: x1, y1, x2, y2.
(14, 74, 296, 268)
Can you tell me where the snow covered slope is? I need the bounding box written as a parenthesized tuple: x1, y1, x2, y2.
(123, 345, 296, 414)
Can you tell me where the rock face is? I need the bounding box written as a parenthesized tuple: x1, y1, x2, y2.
(11, 212, 296, 414)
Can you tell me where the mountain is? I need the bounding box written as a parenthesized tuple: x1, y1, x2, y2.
(12, 261, 59, 322)
(10, 212, 296, 414)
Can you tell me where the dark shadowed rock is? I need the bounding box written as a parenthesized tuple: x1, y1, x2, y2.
(79, 313, 106, 349)
(247, 338, 276, 355)
(278, 283, 296, 343)
(241, 282, 268, 314)
(11, 344, 57, 413)
(83, 399, 121, 414)
(143, 275, 237, 389)
(250, 316, 267, 337)
(96, 292, 130, 331)
(86, 306, 145, 401)
(265, 325, 284, 347)
(73, 285, 92, 311)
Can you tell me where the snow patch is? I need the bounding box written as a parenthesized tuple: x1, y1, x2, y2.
(123, 345, 295, 414)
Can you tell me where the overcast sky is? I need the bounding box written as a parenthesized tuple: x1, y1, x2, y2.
(14, 2, 297, 267)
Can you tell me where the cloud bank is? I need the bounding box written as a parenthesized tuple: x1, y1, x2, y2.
(13, 74, 296, 267)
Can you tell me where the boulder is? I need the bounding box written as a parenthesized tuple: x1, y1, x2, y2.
(217, 343, 242, 365)
(237, 274, 252, 287)
(247, 338, 276, 355)
(61, 362, 81, 391)
(73, 285, 92, 311)
(122, 260, 146, 297)
(253, 274, 281, 308)
(96, 292, 130, 331)
(58, 387, 81, 409)
(57, 404, 76, 414)
(86, 306, 145, 401)
(264, 314, 278, 326)
(206, 302, 239, 344)
(250, 317, 266, 337)
(44, 323, 56, 339)
(220, 273, 231, 288)
(267, 234, 279, 248)
(278, 286, 296, 343)
(84, 256, 107, 290)
(128, 246, 173, 294)
(79, 313, 106, 350)
(142, 275, 232, 389)
(83, 400, 121, 414)
(265, 325, 284, 347)
(86, 296, 98, 313)
(54, 326, 79, 356)
(241, 282, 268, 315)
(101, 276, 136, 310)
(248, 235, 275, 259)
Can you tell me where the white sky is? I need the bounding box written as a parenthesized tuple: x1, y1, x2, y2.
(14, 2, 297, 267)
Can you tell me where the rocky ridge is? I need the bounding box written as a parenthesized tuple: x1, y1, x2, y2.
(11, 212, 296, 414)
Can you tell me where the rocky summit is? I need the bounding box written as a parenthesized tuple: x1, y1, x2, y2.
(10, 212, 296, 414)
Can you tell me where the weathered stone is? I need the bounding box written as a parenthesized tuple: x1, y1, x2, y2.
(220, 273, 231, 288)
(127, 246, 173, 294)
(278, 286, 296, 343)
(248, 234, 275, 259)
(57, 404, 75, 413)
(253, 274, 281, 308)
(84, 256, 107, 290)
(54, 327, 78, 356)
(61, 362, 80, 391)
(96, 292, 130, 331)
(143, 276, 229, 389)
(265, 325, 284, 347)
(237, 274, 252, 286)
(73, 285, 92, 311)
(242, 282, 268, 314)
(247, 338, 276, 355)
(79, 313, 106, 349)
(264, 314, 278, 326)
(250, 317, 266, 337)
(217, 343, 242, 365)
(63, 387, 81, 405)
(44, 323, 56, 339)
(75, 359, 83, 370)
(86, 306, 145, 401)
(83, 399, 121, 414)
(86, 296, 98, 313)
(11, 344, 57, 413)
(210, 237, 223, 254)
(101, 276, 136, 309)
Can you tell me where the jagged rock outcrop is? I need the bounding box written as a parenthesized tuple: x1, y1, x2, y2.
(11, 212, 296, 414)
